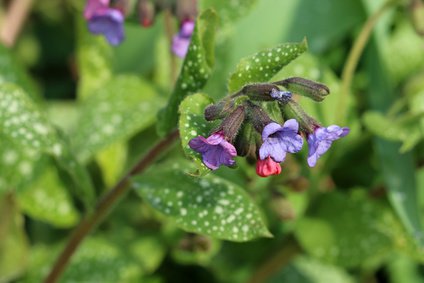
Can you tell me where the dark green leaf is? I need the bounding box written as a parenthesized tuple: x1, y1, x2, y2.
(157, 9, 219, 136)
(133, 163, 271, 242)
(295, 191, 393, 267)
(228, 40, 307, 93)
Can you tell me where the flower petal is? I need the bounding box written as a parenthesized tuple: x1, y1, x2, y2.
(262, 122, 282, 141)
(88, 9, 124, 45)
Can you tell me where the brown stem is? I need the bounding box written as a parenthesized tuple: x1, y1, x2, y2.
(43, 130, 179, 283)
(0, 0, 33, 47)
(247, 236, 301, 283)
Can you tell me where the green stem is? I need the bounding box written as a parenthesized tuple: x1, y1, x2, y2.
(43, 130, 179, 283)
(247, 236, 301, 283)
(336, 0, 397, 125)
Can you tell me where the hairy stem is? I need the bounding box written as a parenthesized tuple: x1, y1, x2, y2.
(0, 0, 33, 47)
(336, 0, 397, 124)
(247, 236, 301, 283)
(44, 130, 179, 283)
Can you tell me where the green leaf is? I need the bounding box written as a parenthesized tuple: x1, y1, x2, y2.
(73, 75, 163, 163)
(0, 44, 39, 101)
(133, 163, 271, 242)
(157, 9, 219, 136)
(0, 195, 28, 282)
(228, 39, 307, 93)
(179, 93, 217, 175)
(200, 0, 258, 24)
(76, 16, 113, 100)
(0, 83, 94, 206)
(269, 256, 355, 283)
(16, 160, 80, 228)
(0, 133, 42, 193)
(295, 190, 393, 267)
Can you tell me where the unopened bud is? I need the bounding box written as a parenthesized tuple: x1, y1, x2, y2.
(410, 0, 424, 36)
(204, 100, 235, 121)
(246, 102, 272, 133)
(281, 100, 317, 133)
(138, 0, 155, 27)
(218, 106, 245, 141)
(233, 83, 281, 101)
(275, 77, 330, 102)
(235, 123, 258, 157)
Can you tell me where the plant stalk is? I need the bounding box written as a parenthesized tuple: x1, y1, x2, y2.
(44, 130, 179, 283)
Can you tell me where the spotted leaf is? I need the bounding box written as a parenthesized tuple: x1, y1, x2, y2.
(73, 75, 163, 163)
(294, 190, 394, 267)
(132, 163, 271, 242)
(0, 83, 94, 206)
(179, 93, 217, 176)
(228, 39, 308, 93)
(157, 9, 218, 136)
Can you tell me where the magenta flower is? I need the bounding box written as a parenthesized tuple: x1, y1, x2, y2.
(84, 0, 124, 45)
(189, 131, 237, 170)
(307, 125, 350, 167)
(172, 20, 195, 58)
(259, 119, 303, 163)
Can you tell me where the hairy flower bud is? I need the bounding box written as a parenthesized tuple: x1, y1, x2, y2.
(281, 100, 318, 134)
(138, 0, 155, 27)
(246, 102, 272, 133)
(234, 123, 258, 157)
(275, 77, 330, 102)
(204, 100, 235, 121)
(218, 106, 246, 142)
(410, 0, 424, 36)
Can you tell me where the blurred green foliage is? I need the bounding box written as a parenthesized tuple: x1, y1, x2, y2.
(1, 0, 424, 282)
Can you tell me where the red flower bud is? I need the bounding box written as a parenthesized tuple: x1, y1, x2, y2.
(256, 156, 282, 177)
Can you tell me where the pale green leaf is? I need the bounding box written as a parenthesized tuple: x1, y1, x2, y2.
(76, 16, 112, 100)
(200, 0, 258, 24)
(17, 161, 80, 228)
(0, 195, 28, 282)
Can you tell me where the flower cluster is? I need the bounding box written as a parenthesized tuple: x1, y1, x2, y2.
(189, 78, 349, 177)
(83, 0, 196, 57)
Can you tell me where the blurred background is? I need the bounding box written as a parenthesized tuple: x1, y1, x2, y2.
(1, 0, 424, 282)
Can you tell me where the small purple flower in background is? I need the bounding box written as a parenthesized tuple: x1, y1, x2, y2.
(84, 0, 124, 45)
(259, 119, 303, 163)
(307, 125, 349, 167)
(172, 20, 195, 58)
(189, 131, 237, 170)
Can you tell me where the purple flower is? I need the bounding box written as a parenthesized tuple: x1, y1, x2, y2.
(259, 119, 303, 163)
(307, 125, 350, 167)
(172, 20, 195, 58)
(189, 131, 237, 170)
(84, 0, 124, 45)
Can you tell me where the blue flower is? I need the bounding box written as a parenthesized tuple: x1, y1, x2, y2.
(172, 20, 195, 58)
(307, 125, 349, 167)
(84, 0, 124, 45)
(189, 131, 237, 170)
(259, 119, 303, 163)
